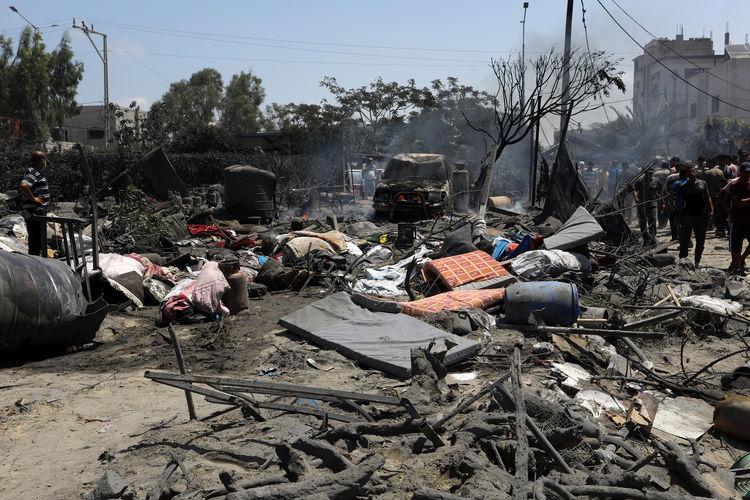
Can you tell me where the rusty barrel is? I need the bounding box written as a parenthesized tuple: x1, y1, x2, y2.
(504, 281, 580, 326)
(0, 252, 88, 352)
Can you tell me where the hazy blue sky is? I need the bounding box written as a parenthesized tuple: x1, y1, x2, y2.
(4, 0, 750, 132)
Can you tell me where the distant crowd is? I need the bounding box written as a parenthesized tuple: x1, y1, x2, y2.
(576, 150, 750, 273)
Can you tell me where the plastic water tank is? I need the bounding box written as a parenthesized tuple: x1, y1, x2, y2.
(224, 165, 276, 221)
(0, 252, 87, 352)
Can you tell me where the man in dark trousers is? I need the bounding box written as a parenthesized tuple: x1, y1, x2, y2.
(19, 150, 50, 256)
(729, 163, 750, 273)
(633, 167, 665, 245)
(678, 164, 713, 267)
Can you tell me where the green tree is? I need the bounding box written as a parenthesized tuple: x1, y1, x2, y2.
(321, 76, 435, 150)
(0, 28, 84, 140)
(219, 70, 265, 133)
(686, 115, 750, 158)
(144, 67, 223, 142)
(390, 77, 495, 157)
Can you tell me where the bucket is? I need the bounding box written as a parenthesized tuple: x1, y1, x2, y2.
(503, 281, 580, 326)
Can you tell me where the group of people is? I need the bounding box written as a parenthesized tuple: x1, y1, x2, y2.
(577, 150, 750, 272)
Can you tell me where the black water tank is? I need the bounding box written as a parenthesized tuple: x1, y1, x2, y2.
(223, 165, 276, 221)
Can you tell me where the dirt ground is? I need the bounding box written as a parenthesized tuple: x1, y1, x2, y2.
(1, 226, 749, 498)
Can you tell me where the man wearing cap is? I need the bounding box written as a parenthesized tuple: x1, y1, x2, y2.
(19, 151, 50, 256)
(729, 163, 750, 273)
(633, 167, 665, 245)
(678, 164, 713, 267)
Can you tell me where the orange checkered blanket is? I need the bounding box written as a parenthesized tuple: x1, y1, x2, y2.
(400, 289, 506, 317)
(423, 250, 509, 290)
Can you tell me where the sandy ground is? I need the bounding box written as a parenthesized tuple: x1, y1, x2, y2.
(1, 225, 748, 498)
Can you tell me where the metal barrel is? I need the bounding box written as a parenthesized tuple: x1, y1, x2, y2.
(503, 281, 580, 326)
(0, 252, 87, 352)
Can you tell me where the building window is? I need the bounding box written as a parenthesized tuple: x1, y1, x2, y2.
(87, 128, 105, 140)
(690, 103, 697, 119)
(712, 95, 720, 113)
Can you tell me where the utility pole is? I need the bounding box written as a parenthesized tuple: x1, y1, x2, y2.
(72, 19, 110, 146)
(521, 2, 536, 204)
(559, 0, 574, 137)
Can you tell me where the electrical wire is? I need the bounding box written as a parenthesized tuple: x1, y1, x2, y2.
(105, 49, 488, 68)
(93, 20, 503, 54)
(595, 0, 750, 114)
(109, 38, 169, 83)
(607, 0, 750, 94)
(580, 0, 611, 122)
(80, 22, 489, 64)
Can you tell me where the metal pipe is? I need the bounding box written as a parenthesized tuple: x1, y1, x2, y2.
(167, 324, 197, 420)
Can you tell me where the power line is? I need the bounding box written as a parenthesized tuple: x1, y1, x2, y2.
(607, 0, 750, 94)
(105, 49, 488, 68)
(580, 0, 610, 122)
(595, 0, 750, 114)
(110, 38, 169, 83)
(84, 21, 489, 64)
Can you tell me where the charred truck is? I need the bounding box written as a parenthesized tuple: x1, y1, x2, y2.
(373, 153, 453, 219)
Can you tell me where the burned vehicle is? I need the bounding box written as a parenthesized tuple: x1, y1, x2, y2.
(373, 153, 451, 219)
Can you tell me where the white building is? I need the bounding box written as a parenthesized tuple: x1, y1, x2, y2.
(50, 105, 144, 149)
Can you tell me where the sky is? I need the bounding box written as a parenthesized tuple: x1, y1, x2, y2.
(3, 0, 750, 136)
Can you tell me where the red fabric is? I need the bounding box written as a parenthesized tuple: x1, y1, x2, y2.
(158, 294, 192, 326)
(187, 224, 257, 249)
(423, 250, 509, 290)
(187, 224, 236, 240)
(400, 289, 506, 317)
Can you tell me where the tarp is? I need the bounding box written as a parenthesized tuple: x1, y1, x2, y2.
(510, 249, 591, 279)
(541, 141, 590, 222)
(141, 147, 187, 200)
(542, 206, 605, 251)
(279, 292, 481, 378)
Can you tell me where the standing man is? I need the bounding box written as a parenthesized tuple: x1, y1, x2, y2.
(19, 150, 50, 257)
(607, 160, 620, 199)
(633, 167, 665, 245)
(668, 164, 689, 241)
(728, 163, 750, 273)
(678, 164, 713, 267)
(701, 159, 728, 237)
(580, 161, 599, 195)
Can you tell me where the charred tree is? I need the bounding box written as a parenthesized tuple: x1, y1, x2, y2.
(468, 49, 625, 213)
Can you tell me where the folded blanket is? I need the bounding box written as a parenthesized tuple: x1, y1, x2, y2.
(423, 250, 509, 289)
(287, 230, 347, 252)
(283, 236, 335, 260)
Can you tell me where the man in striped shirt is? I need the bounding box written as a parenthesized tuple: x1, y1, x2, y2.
(19, 150, 50, 256)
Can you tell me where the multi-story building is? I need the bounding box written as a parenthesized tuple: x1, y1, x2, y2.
(632, 31, 750, 152)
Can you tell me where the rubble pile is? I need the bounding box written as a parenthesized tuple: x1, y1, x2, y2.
(2, 156, 750, 499)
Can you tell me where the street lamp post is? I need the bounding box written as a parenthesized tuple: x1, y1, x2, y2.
(9, 6, 58, 32)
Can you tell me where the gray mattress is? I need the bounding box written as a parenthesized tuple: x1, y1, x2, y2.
(279, 292, 482, 378)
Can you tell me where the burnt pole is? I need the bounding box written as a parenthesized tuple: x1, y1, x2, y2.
(559, 0, 574, 137)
